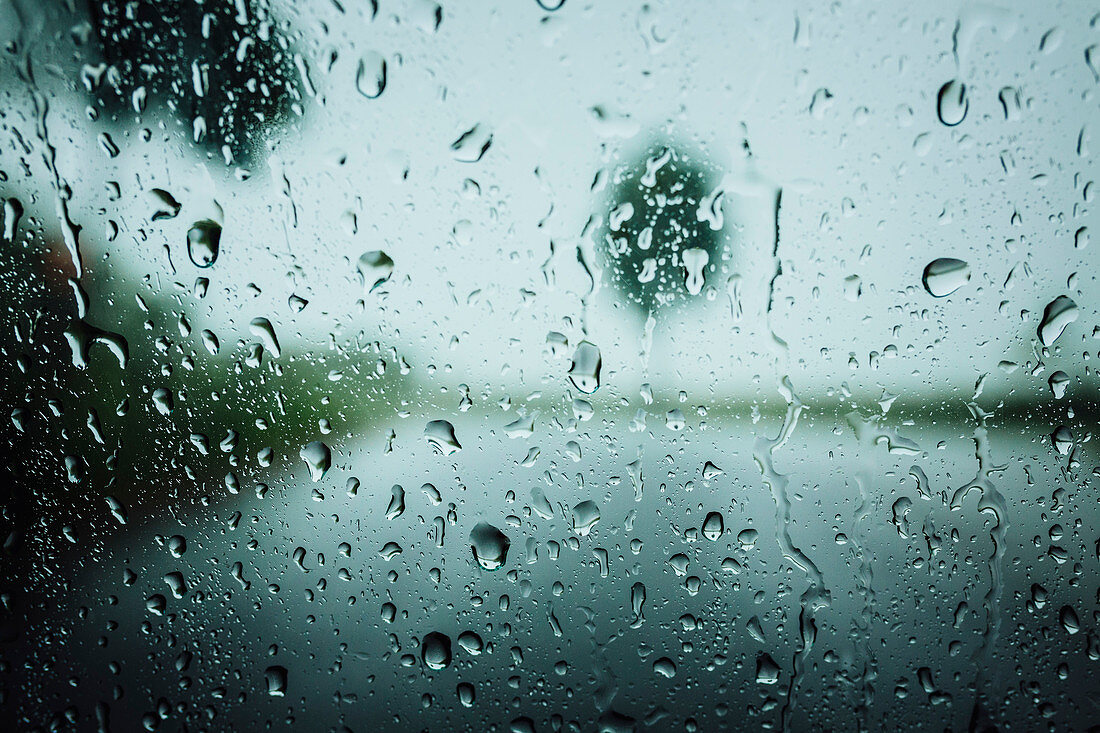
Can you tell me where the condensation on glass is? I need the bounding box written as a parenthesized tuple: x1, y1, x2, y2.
(0, 1, 1097, 731)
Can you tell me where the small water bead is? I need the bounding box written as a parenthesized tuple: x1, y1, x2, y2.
(1060, 605, 1080, 634)
(937, 80, 968, 126)
(149, 188, 181, 220)
(470, 523, 510, 570)
(249, 317, 281, 358)
(921, 258, 970, 297)
(1051, 425, 1074, 455)
(385, 484, 405, 520)
(451, 124, 493, 163)
(186, 219, 221, 267)
(167, 535, 187, 558)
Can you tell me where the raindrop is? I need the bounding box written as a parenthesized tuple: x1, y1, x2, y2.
(1038, 296, 1078, 346)
(149, 188, 181, 220)
(470, 522, 510, 570)
(355, 51, 387, 98)
(568, 341, 602, 394)
(702, 511, 724, 540)
(1060, 605, 1080, 634)
(422, 632, 452, 669)
(358, 250, 395, 293)
(386, 484, 406, 520)
(922, 258, 970, 297)
(264, 666, 288, 697)
(451, 124, 493, 163)
(755, 653, 781, 684)
(937, 80, 968, 126)
(425, 420, 462, 455)
(653, 657, 676, 678)
(571, 500, 600, 536)
(1048, 371, 1070, 399)
(299, 441, 332, 481)
(187, 219, 221, 267)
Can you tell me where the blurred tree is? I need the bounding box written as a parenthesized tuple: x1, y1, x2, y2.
(596, 140, 730, 313)
(86, 0, 303, 166)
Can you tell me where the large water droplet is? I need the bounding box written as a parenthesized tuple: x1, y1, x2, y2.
(149, 188, 181, 220)
(567, 341, 602, 394)
(187, 219, 221, 267)
(421, 631, 452, 669)
(1048, 371, 1070, 399)
(451, 124, 493, 162)
(299, 441, 332, 481)
(1059, 605, 1080, 634)
(682, 247, 709, 295)
(355, 51, 387, 98)
(425, 419, 462, 455)
(264, 665, 288, 697)
(937, 79, 968, 126)
(1037, 295, 1078, 346)
(922, 257, 970, 297)
(470, 522, 510, 570)
(756, 653, 781, 684)
(571, 500, 600, 536)
(702, 511, 724, 540)
(357, 250, 394, 293)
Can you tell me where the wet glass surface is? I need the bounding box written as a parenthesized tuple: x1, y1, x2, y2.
(1, 2, 1098, 731)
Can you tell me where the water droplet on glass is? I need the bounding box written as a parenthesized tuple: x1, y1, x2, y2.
(702, 511, 724, 540)
(422, 632, 452, 669)
(451, 124, 493, 163)
(355, 51, 387, 98)
(357, 250, 394, 293)
(937, 79, 968, 126)
(682, 247, 709, 295)
(1038, 296, 1078, 346)
(249, 317, 281, 358)
(264, 666, 288, 697)
(922, 258, 970, 297)
(1048, 371, 1070, 399)
(456, 630, 484, 655)
(571, 500, 600, 536)
(755, 653, 781, 684)
(470, 522, 510, 570)
(299, 441, 332, 481)
(385, 484, 406, 520)
(1051, 425, 1074, 455)
(187, 219, 221, 267)
(1059, 605, 1080, 634)
(149, 188, 181, 220)
(653, 657, 676, 678)
(425, 419, 462, 455)
(567, 341, 602, 394)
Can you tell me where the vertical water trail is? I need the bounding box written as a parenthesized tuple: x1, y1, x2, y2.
(949, 404, 1007, 723)
(844, 411, 881, 732)
(751, 188, 829, 731)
